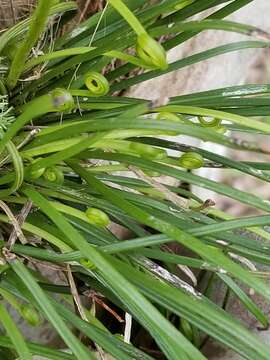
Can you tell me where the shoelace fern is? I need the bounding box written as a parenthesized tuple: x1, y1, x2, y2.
(0, 1, 270, 359)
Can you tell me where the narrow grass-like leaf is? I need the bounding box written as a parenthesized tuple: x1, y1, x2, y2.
(0, 336, 76, 360)
(0, 303, 32, 360)
(82, 151, 270, 213)
(111, 41, 270, 91)
(10, 260, 95, 360)
(218, 274, 268, 328)
(69, 163, 270, 304)
(109, 257, 270, 360)
(23, 186, 206, 360)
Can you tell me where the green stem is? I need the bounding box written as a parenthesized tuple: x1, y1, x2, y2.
(0, 288, 21, 311)
(208, 208, 270, 245)
(51, 201, 89, 223)
(24, 47, 92, 71)
(155, 105, 270, 134)
(68, 162, 270, 304)
(0, 89, 74, 155)
(87, 164, 128, 172)
(21, 137, 83, 158)
(22, 137, 167, 160)
(0, 214, 72, 252)
(174, 0, 195, 10)
(24, 48, 150, 71)
(0, 303, 32, 360)
(11, 260, 96, 360)
(108, 0, 146, 35)
(7, 0, 54, 89)
(0, 139, 24, 198)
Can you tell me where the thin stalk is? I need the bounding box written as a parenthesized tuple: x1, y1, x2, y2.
(107, 0, 146, 35)
(7, 0, 54, 89)
(0, 89, 74, 155)
(0, 303, 32, 360)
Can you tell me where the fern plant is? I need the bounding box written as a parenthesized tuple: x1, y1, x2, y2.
(0, 0, 270, 359)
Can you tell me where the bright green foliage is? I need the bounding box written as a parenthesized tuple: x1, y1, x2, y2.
(84, 72, 110, 96)
(85, 207, 110, 227)
(0, 0, 270, 359)
(43, 166, 64, 185)
(179, 152, 205, 169)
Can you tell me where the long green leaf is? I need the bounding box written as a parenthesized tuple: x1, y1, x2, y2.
(0, 303, 32, 360)
(23, 186, 206, 360)
(10, 260, 96, 360)
(68, 163, 270, 305)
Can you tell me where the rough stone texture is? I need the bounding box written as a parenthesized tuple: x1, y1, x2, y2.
(205, 329, 270, 360)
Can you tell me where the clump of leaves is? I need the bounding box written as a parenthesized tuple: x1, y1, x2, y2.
(0, 0, 270, 359)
